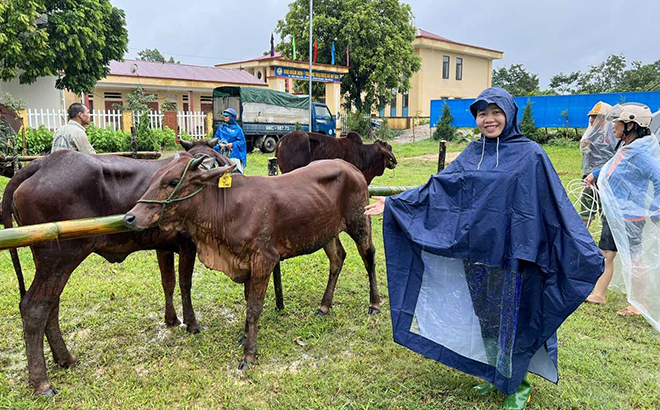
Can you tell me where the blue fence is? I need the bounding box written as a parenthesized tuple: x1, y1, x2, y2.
(430, 91, 660, 128)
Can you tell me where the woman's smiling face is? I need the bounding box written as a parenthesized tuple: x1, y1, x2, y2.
(476, 103, 506, 138)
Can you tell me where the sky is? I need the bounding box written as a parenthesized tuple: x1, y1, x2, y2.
(112, 0, 660, 88)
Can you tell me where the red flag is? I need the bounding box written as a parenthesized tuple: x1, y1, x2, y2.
(313, 40, 318, 63)
(346, 45, 350, 66)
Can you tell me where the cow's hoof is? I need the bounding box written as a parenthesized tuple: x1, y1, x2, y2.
(368, 306, 381, 315)
(35, 385, 58, 397)
(57, 357, 79, 369)
(237, 335, 247, 345)
(316, 308, 329, 316)
(186, 324, 202, 334)
(165, 318, 182, 328)
(237, 360, 248, 371)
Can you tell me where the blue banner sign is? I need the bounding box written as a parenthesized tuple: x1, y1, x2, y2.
(274, 66, 342, 83)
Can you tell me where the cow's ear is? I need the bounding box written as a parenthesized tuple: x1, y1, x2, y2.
(207, 138, 219, 147)
(195, 164, 237, 184)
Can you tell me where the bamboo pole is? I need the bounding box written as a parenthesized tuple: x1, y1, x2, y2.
(368, 186, 415, 197)
(0, 215, 129, 251)
(0, 152, 162, 162)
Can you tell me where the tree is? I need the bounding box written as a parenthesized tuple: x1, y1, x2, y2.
(617, 60, 660, 92)
(276, 0, 421, 112)
(521, 100, 545, 143)
(574, 54, 626, 94)
(432, 103, 456, 141)
(0, 0, 128, 94)
(137, 48, 180, 64)
(492, 64, 540, 96)
(549, 71, 580, 95)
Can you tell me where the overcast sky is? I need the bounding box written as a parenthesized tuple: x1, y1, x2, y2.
(111, 0, 659, 88)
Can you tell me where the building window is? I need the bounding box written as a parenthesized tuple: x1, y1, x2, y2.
(402, 93, 409, 117)
(442, 56, 450, 79)
(104, 91, 122, 100)
(456, 57, 463, 81)
(390, 88, 397, 117)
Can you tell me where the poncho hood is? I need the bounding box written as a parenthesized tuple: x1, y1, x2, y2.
(470, 87, 524, 142)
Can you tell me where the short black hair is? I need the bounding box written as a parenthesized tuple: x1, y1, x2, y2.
(68, 103, 86, 120)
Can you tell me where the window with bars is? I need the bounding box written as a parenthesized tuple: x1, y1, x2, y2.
(456, 57, 463, 81)
(443, 56, 450, 79)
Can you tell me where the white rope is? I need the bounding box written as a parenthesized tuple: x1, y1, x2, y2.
(566, 178, 602, 231)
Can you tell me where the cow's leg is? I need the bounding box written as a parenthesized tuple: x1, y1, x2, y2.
(156, 250, 180, 327)
(22, 248, 88, 396)
(238, 255, 277, 371)
(318, 237, 346, 315)
(348, 222, 381, 315)
(44, 296, 77, 369)
(238, 284, 249, 345)
(177, 238, 200, 333)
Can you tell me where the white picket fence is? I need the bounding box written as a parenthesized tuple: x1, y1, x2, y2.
(178, 111, 207, 139)
(91, 110, 122, 131)
(27, 108, 122, 131)
(133, 111, 164, 129)
(27, 108, 208, 137)
(26, 109, 67, 131)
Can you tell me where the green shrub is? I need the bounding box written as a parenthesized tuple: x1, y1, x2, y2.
(375, 117, 395, 140)
(546, 136, 579, 148)
(25, 126, 54, 155)
(87, 125, 130, 153)
(521, 100, 548, 144)
(432, 103, 456, 141)
(343, 111, 372, 138)
(152, 127, 178, 150)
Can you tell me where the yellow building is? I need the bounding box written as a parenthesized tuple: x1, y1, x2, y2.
(88, 59, 267, 113)
(215, 53, 349, 122)
(385, 29, 503, 128)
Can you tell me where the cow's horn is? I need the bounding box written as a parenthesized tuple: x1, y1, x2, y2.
(180, 139, 193, 150)
(190, 156, 206, 170)
(207, 138, 219, 148)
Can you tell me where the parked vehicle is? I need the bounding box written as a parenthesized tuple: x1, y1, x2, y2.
(212, 86, 337, 153)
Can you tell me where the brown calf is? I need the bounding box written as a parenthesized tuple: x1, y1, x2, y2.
(125, 156, 380, 369)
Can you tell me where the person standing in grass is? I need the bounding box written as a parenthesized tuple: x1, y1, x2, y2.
(583, 103, 660, 329)
(365, 87, 604, 409)
(578, 101, 617, 227)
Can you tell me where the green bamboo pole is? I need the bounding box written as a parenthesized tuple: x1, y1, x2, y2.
(0, 152, 162, 162)
(0, 214, 129, 251)
(368, 186, 415, 197)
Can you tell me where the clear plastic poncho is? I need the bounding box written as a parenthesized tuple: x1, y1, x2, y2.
(597, 132, 660, 332)
(580, 113, 617, 176)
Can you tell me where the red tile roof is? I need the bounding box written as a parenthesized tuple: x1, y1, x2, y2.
(415, 29, 503, 54)
(108, 59, 266, 86)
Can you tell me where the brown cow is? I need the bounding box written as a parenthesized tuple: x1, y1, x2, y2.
(2, 139, 228, 396)
(275, 131, 397, 184)
(124, 156, 380, 370)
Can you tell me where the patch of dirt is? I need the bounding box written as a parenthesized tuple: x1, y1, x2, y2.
(391, 125, 432, 144)
(404, 151, 461, 166)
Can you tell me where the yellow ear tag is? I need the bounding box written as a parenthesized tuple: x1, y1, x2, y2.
(218, 173, 232, 188)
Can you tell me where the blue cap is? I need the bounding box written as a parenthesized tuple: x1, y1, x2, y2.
(223, 108, 237, 118)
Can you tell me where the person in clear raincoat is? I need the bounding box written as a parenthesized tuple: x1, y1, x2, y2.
(584, 103, 660, 330)
(365, 87, 604, 410)
(578, 102, 617, 227)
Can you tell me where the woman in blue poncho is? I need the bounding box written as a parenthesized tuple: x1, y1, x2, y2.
(213, 108, 247, 174)
(365, 88, 604, 409)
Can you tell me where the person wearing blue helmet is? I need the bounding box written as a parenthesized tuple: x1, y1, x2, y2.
(213, 107, 247, 174)
(365, 87, 604, 409)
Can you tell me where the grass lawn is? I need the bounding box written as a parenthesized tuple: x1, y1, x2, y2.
(0, 140, 658, 410)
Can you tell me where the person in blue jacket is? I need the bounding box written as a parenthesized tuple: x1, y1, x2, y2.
(584, 103, 660, 321)
(213, 108, 247, 174)
(365, 87, 604, 409)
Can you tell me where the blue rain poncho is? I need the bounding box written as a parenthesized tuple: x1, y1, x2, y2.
(383, 88, 604, 395)
(213, 111, 247, 167)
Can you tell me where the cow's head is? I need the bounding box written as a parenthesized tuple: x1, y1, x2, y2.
(374, 140, 397, 170)
(124, 153, 235, 231)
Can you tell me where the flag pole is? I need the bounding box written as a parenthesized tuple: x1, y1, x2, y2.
(308, 0, 313, 129)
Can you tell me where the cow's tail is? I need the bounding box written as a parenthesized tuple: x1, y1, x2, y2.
(2, 161, 41, 299)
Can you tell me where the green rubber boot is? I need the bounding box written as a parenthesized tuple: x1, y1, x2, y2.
(502, 377, 531, 410)
(472, 382, 498, 396)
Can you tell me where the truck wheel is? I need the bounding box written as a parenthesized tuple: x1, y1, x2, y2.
(261, 136, 278, 153)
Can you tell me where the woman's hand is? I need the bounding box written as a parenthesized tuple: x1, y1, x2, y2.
(583, 173, 596, 188)
(226, 142, 233, 149)
(364, 196, 386, 216)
